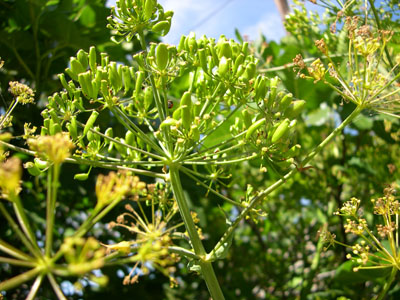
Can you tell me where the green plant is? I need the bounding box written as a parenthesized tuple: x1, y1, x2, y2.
(0, 0, 399, 299)
(322, 185, 400, 300)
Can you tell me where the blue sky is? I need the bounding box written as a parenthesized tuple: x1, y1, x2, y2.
(108, 0, 323, 45)
(158, 0, 287, 44)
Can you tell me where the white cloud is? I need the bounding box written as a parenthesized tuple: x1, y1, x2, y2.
(160, 0, 215, 44)
(242, 13, 285, 42)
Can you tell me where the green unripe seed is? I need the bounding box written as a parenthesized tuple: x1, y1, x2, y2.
(177, 35, 186, 52)
(89, 46, 97, 71)
(219, 41, 232, 58)
(105, 127, 114, 138)
(65, 68, 77, 81)
(100, 80, 109, 98)
(279, 93, 293, 111)
(133, 52, 145, 69)
(242, 42, 249, 56)
(198, 48, 208, 72)
(58, 73, 72, 95)
(180, 91, 192, 109)
(218, 57, 231, 77)
(271, 119, 290, 143)
(172, 105, 184, 120)
(144, 0, 156, 20)
(255, 77, 267, 100)
(275, 157, 294, 169)
(34, 158, 49, 170)
(209, 42, 219, 66)
(144, 86, 153, 110)
(242, 109, 252, 129)
(122, 66, 132, 93)
(152, 20, 171, 36)
(78, 72, 90, 98)
(50, 122, 62, 135)
(233, 53, 245, 73)
(245, 118, 266, 139)
(74, 173, 89, 181)
(286, 144, 301, 157)
(87, 129, 95, 142)
(156, 43, 169, 70)
(26, 162, 41, 176)
(135, 71, 145, 97)
(70, 58, 85, 76)
(125, 131, 135, 146)
(285, 100, 306, 119)
(77, 49, 88, 70)
(244, 62, 256, 80)
(48, 109, 60, 124)
(68, 116, 78, 140)
(108, 62, 122, 92)
(104, 127, 113, 146)
(160, 117, 178, 129)
(188, 37, 197, 54)
(84, 111, 99, 136)
(100, 52, 109, 67)
(180, 91, 192, 130)
(52, 93, 65, 110)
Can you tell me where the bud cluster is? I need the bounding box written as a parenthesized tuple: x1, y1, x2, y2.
(107, 0, 173, 42)
(326, 187, 400, 273)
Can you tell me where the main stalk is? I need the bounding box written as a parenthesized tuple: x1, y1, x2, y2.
(169, 166, 225, 300)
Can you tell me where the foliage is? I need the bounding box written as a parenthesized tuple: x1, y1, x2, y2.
(1, 0, 400, 299)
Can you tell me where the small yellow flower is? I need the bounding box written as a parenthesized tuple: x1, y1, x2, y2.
(0, 157, 22, 200)
(28, 133, 74, 164)
(8, 81, 35, 104)
(95, 171, 146, 208)
(61, 237, 106, 275)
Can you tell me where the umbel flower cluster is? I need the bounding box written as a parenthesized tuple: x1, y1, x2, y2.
(321, 185, 400, 272)
(293, 15, 400, 117)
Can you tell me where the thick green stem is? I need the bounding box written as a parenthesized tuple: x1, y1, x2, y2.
(0, 256, 36, 267)
(0, 203, 42, 259)
(375, 267, 398, 300)
(45, 163, 60, 257)
(0, 266, 42, 291)
(26, 274, 44, 300)
(12, 196, 37, 246)
(210, 105, 363, 258)
(47, 273, 67, 300)
(138, 32, 166, 121)
(169, 166, 225, 300)
(0, 239, 35, 261)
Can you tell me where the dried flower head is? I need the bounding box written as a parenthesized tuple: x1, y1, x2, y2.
(107, 182, 180, 286)
(344, 218, 367, 235)
(315, 39, 328, 54)
(95, 171, 147, 208)
(333, 188, 400, 273)
(28, 133, 74, 164)
(8, 81, 35, 104)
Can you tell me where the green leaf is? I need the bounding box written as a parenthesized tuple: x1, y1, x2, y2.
(353, 114, 373, 130)
(334, 260, 391, 283)
(305, 104, 333, 126)
(79, 5, 96, 28)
